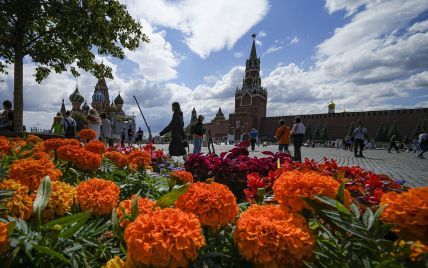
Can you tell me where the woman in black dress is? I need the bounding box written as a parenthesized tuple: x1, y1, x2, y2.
(159, 102, 188, 161)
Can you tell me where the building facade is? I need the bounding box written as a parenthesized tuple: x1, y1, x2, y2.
(204, 35, 428, 142)
(62, 78, 136, 140)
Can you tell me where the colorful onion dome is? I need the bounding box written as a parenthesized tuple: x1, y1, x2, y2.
(69, 86, 84, 104)
(328, 99, 336, 109)
(109, 101, 117, 112)
(82, 101, 90, 111)
(92, 89, 105, 102)
(114, 93, 124, 105)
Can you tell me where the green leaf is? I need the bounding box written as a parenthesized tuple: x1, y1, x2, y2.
(314, 195, 338, 208)
(60, 220, 87, 239)
(350, 204, 361, 219)
(43, 211, 91, 228)
(33, 245, 70, 264)
(363, 208, 375, 231)
(112, 209, 124, 242)
(155, 183, 190, 208)
(131, 190, 142, 220)
(33, 176, 52, 229)
(335, 182, 345, 204)
(335, 201, 351, 215)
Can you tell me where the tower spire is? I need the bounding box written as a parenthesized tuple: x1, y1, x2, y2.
(250, 33, 257, 59)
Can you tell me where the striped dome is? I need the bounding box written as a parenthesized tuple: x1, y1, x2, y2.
(92, 89, 105, 102)
(69, 87, 84, 104)
(82, 101, 90, 111)
(114, 93, 124, 105)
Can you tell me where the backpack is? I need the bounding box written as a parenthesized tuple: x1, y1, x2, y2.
(64, 118, 75, 138)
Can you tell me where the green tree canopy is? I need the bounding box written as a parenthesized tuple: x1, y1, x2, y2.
(387, 121, 401, 141)
(375, 122, 385, 142)
(304, 122, 312, 140)
(0, 0, 149, 131)
(313, 124, 321, 140)
(346, 121, 355, 137)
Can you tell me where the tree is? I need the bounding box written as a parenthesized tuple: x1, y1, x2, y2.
(305, 122, 312, 140)
(347, 121, 355, 137)
(374, 122, 385, 142)
(411, 120, 422, 140)
(319, 122, 329, 141)
(387, 121, 401, 141)
(313, 124, 321, 140)
(0, 0, 149, 131)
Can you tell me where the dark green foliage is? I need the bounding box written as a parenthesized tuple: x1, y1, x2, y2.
(305, 122, 313, 140)
(314, 124, 321, 140)
(303, 195, 424, 268)
(0, 0, 149, 131)
(347, 121, 355, 137)
(387, 121, 401, 141)
(375, 122, 385, 141)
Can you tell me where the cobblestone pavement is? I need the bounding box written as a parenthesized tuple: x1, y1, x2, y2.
(153, 143, 428, 187)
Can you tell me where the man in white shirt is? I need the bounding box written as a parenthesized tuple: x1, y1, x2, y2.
(291, 117, 305, 162)
(352, 121, 367, 158)
(100, 112, 112, 146)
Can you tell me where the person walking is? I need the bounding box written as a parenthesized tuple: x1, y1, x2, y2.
(137, 127, 144, 147)
(159, 102, 188, 161)
(388, 134, 400, 153)
(417, 129, 428, 159)
(61, 111, 76, 139)
(192, 115, 205, 154)
(49, 112, 64, 135)
(291, 117, 305, 162)
(100, 112, 112, 147)
(87, 109, 101, 141)
(274, 119, 291, 153)
(127, 126, 134, 146)
(402, 136, 410, 152)
(352, 121, 367, 157)
(120, 126, 126, 147)
(249, 128, 258, 152)
(0, 100, 14, 131)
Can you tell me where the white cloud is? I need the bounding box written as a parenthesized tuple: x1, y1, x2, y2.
(265, 44, 283, 55)
(258, 30, 267, 37)
(125, 19, 181, 82)
(124, 0, 270, 58)
(318, 1, 428, 57)
(233, 52, 244, 58)
(203, 75, 220, 84)
(324, 0, 370, 15)
(290, 36, 300, 45)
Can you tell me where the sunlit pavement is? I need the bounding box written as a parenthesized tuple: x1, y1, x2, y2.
(148, 143, 428, 187)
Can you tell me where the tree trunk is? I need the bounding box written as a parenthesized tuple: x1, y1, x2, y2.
(13, 53, 23, 133)
(13, 22, 24, 132)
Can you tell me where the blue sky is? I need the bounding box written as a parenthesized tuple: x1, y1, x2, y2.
(1, 0, 428, 133)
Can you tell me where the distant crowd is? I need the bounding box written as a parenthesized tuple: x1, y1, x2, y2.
(2, 99, 428, 161)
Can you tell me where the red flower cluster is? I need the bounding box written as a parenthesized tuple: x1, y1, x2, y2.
(84, 140, 107, 154)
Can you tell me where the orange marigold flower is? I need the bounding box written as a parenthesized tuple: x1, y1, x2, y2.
(43, 138, 80, 152)
(104, 151, 128, 167)
(85, 140, 107, 154)
(234, 204, 315, 266)
(0, 136, 11, 157)
(79, 129, 96, 141)
(27, 134, 42, 144)
(381, 187, 428, 242)
(0, 222, 9, 254)
(127, 150, 151, 170)
(103, 256, 125, 268)
(115, 195, 155, 228)
(410, 241, 428, 261)
(57, 146, 102, 171)
(124, 208, 205, 268)
(273, 170, 352, 212)
(9, 138, 27, 151)
(0, 180, 33, 220)
(171, 170, 194, 184)
(41, 181, 76, 221)
(7, 157, 62, 191)
(76, 178, 120, 216)
(175, 182, 239, 229)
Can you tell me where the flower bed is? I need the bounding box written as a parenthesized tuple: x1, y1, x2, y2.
(0, 136, 426, 267)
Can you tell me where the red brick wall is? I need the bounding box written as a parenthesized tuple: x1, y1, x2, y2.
(260, 108, 428, 140)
